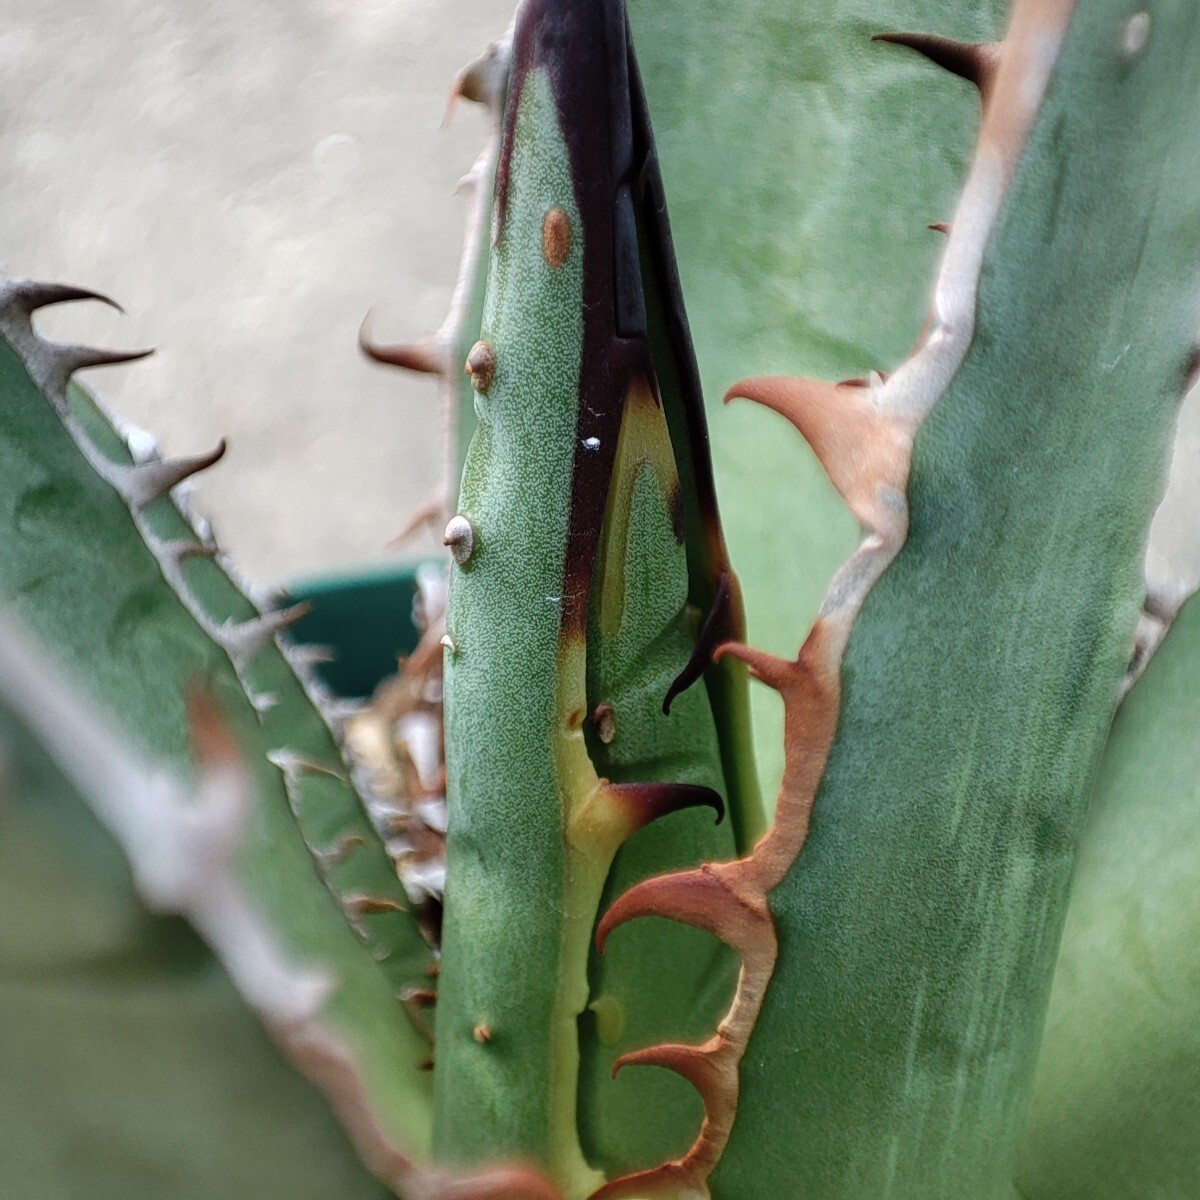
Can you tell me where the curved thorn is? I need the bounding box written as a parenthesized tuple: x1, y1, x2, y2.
(929, 221, 952, 235)
(286, 641, 336, 667)
(387, 499, 447, 548)
(873, 32, 1001, 95)
(443, 30, 512, 127)
(55, 344, 154, 376)
(596, 864, 767, 956)
(713, 641, 797, 694)
(312, 832, 369, 870)
(219, 601, 312, 668)
(4, 280, 125, 314)
(612, 1038, 725, 1095)
(122, 439, 227, 508)
(267, 748, 347, 786)
(359, 314, 443, 375)
(725, 372, 846, 425)
(444, 61, 485, 124)
(163, 539, 219, 566)
(664, 573, 736, 715)
(725, 374, 901, 529)
(607, 781, 725, 830)
(343, 894, 407, 917)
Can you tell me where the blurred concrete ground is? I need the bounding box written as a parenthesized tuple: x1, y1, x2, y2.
(0, 0, 508, 587)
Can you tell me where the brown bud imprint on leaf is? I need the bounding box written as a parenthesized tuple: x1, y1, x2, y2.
(542, 207, 572, 268)
(465, 341, 495, 393)
(592, 702, 616, 745)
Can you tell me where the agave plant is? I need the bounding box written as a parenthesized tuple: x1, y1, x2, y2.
(2, 0, 1198, 1199)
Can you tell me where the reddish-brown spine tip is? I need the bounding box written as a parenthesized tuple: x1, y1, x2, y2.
(358, 316, 443, 376)
(596, 864, 766, 956)
(607, 781, 725, 832)
(612, 1038, 725, 1095)
(714, 641, 798, 694)
(873, 32, 1001, 96)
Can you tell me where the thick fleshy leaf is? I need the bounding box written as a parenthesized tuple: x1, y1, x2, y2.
(0, 703, 393, 1200)
(1018, 592, 1200, 1199)
(435, 1, 747, 1188)
(588, 2, 1200, 1198)
(0, 286, 437, 1186)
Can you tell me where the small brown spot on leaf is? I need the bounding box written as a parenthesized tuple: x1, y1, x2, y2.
(473, 1024, 493, 1044)
(465, 341, 495, 393)
(542, 207, 572, 267)
(592, 702, 617, 745)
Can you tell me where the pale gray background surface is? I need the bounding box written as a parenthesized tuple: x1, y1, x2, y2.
(0, 0, 507, 586)
(1, 2, 1196, 593)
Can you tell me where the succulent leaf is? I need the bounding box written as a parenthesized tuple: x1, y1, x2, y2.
(435, 0, 755, 1188)
(0, 634, 393, 1200)
(5, 0, 1199, 1195)
(0, 279, 441, 1185)
(1018, 591, 1200, 1199)
(598, 1, 1200, 1197)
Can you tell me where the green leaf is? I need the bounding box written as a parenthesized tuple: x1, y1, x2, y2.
(0, 286, 436, 1181)
(707, 3, 1200, 1196)
(0, 702, 392, 1200)
(1018, 592, 1200, 1199)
